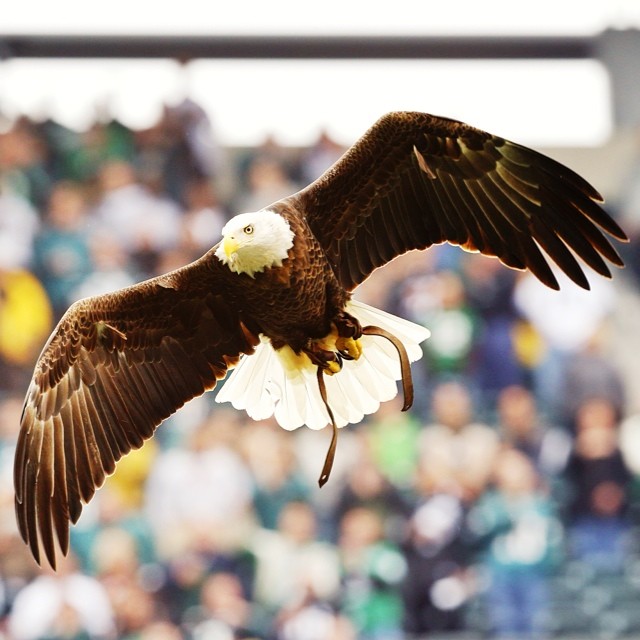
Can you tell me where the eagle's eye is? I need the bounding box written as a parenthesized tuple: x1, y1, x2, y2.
(243, 225, 254, 235)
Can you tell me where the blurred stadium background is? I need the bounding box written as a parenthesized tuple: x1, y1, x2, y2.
(2, 2, 640, 638)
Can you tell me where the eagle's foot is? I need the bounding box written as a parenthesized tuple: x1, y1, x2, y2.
(303, 340, 343, 375)
(323, 359, 342, 376)
(334, 311, 362, 340)
(336, 336, 362, 361)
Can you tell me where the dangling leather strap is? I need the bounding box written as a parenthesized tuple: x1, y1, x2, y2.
(362, 325, 414, 411)
(315, 325, 414, 487)
(316, 367, 338, 488)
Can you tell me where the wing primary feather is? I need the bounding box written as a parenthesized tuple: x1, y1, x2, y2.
(94, 374, 145, 450)
(506, 141, 604, 201)
(425, 173, 486, 252)
(541, 187, 620, 272)
(107, 362, 161, 435)
(151, 355, 196, 410)
(415, 174, 461, 242)
(24, 460, 41, 565)
(37, 421, 56, 569)
(544, 212, 611, 278)
(72, 389, 107, 500)
(464, 179, 521, 245)
(496, 157, 541, 199)
(513, 233, 562, 290)
(51, 415, 70, 558)
(14, 444, 30, 541)
(64, 396, 84, 524)
(475, 176, 530, 233)
(539, 170, 622, 236)
(438, 173, 505, 258)
(77, 382, 124, 461)
(530, 217, 591, 288)
(85, 377, 131, 457)
(77, 356, 98, 385)
(555, 207, 625, 267)
(461, 179, 526, 264)
(131, 362, 177, 419)
(13, 403, 32, 506)
(487, 168, 540, 217)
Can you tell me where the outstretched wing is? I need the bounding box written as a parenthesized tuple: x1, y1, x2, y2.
(294, 111, 627, 291)
(14, 251, 258, 568)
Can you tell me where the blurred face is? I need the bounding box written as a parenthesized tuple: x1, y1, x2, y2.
(575, 398, 619, 459)
(278, 502, 316, 543)
(99, 161, 135, 192)
(576, 398, 617, 432)
(47, 184, 86, 229)
(339, 508, 383, 550)
(431, 383, 472, 430)
(493, 449, 538, 496)
(201, 572, 244, 611)
(498, 386, 537, 437)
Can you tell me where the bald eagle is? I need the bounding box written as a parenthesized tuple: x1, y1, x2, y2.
(14, 111, 626, 568)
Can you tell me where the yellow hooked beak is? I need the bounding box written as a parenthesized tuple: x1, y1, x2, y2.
(223, 236, 239, 257)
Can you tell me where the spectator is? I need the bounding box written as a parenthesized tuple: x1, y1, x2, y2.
(299, 129, 345, 183)
(513, 269, 617, 421)
(70, 483, 157, 574)
(63, 119, 135, 184)
(337, 507, 407, 640)
(0, 118, 52, 208)
(418, 381, 499, 504)
(496, 384, 572, 480)
(144, 412, 253, 553)
(161, 96, 221, 205)
(332, 437, 411, 542)
(0, 188, 39, 271)
(31, 181, 93, 318)
(180, 177, 228, 258)
(462, 253, 524, 403)
(8, 555, 116, 640)
(72, 230, 138, 300)
(468, 448, 562, 639)
(364, 395, 421, 489)
(410, 270, 480, 385)
(564, 396, 633, 570)
(560, 341, 626, 429)
(234, 155, 301, 214)
(91, 160, 182, 276)
(251, 501, 340, 614)
(189, 571, 271, 639)
(240, 419, 311, 530)
(402, 493, 471, 636)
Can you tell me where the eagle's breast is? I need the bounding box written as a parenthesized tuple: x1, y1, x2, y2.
(230, 204, 348, 348)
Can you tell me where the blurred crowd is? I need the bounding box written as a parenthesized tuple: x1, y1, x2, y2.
(2, 100, 640, 640)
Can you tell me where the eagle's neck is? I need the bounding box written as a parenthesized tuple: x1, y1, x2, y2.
(221, 245, 290, 279)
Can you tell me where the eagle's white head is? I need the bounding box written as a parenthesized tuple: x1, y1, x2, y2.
(215, 209, 295, 278)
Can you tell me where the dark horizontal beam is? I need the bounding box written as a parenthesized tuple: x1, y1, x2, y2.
(0, 34, 597, 60)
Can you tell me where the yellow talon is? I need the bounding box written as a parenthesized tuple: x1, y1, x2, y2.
(323, 360, 342, 375)
(336, 336, 363, 360)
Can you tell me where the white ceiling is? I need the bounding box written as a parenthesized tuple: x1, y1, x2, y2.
(2, 0, 639, 36)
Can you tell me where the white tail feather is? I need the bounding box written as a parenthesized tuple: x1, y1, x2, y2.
(215, 300, 430, 430)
